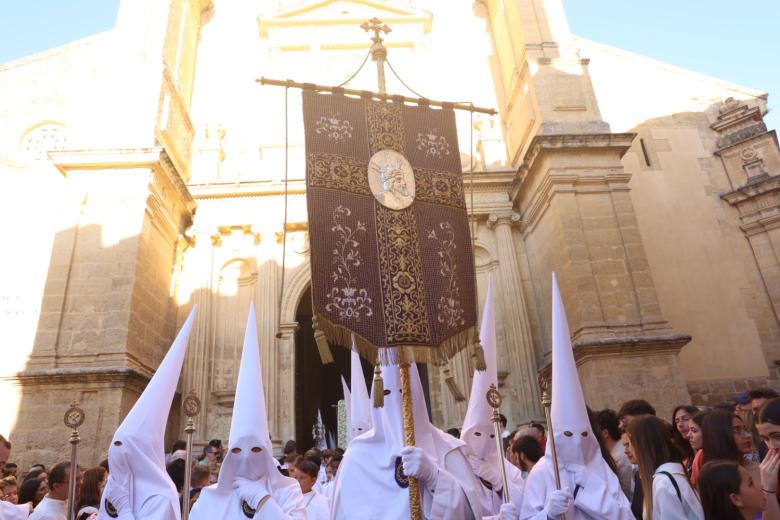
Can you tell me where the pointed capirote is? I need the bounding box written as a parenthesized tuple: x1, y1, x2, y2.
(350, 343, 372, 436)
(461, 274, 497, 450)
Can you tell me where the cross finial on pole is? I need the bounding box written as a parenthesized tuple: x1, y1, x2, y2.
(360, 18, 392, 94)
(360, 17, 391, 44)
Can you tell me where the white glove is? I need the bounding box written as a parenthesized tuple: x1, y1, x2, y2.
(103, 473, 134, 520)
(546, 487, 573, 518)
(498, 502, 519, 520)
(234, 477, 270, 510)
(401, 446, 438, 484)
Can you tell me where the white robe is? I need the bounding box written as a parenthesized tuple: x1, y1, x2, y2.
(519, 457, 633, 520)
(29, 496, 66, 520)
(303, 490, 330, 520)
(0, 501, 30, 520)
(190, 474, 305, 520)
(480, 461, 525, 520)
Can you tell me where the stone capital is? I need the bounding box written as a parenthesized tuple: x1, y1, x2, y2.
(487, 212, 521, 229)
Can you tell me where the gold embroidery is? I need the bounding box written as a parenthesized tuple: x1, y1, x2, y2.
(376, 206, 431, 344)
(414, 168, 466, 209)
(366, 101, 405, 155)
(307, 153, 371, 196)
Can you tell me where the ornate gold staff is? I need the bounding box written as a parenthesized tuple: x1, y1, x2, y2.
(64, 401, 85, 520)
(361, 17, 423, 520)
(487, 384, 510, 503)
(541, 383, 561, 489)
(181, 390, 201, 520)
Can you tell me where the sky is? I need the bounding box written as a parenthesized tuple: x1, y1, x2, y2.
(0, 0, 777, 130)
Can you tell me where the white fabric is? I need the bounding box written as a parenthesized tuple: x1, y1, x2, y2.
(340, 376, 352, 441)
(190, 304, 305, 520)
(29, 496, 66, 520)
(650, 462, 703, 520)
(97, 308, 197, 520)
(349, 346, 372, 438)
(610, 441, 633, 499)
(303, 490, 330, 520)
(331, 363, 482, 519)
(460, 275, 525, 517)
(0, 501, 30, 520)
(520, 274, 631, 520)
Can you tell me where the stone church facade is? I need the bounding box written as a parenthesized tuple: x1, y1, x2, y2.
(1, 0, 778, 468)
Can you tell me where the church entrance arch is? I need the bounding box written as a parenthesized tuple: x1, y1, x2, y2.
(291, 286, 433, 449)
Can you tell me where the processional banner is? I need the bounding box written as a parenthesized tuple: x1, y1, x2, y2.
(303, 90, 476, 364)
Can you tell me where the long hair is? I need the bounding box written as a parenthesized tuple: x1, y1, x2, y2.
(17, 478, 43, 507)
(697, 460, 744, 520)
(702, 410, 742, 465)
(671, 405, 698, 462)
(77, 466, 106, 511)
(626, 415, 684, 518)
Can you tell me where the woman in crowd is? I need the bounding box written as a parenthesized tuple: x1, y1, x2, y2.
(626, 415, 704, 519)
(17, 477, 46, 508)
(698, 460, 774, 520)
(673, 405, 699, 474)
(702, 409, 780, 518)
(76, 466, 107, 520)
(688, 411, 709, 487)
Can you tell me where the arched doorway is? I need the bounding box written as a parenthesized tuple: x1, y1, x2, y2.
(293, 287, 432, 448)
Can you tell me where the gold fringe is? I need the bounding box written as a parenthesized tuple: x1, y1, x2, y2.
(312, 315, 335, 364)
(372, 364, 384, 408)
(313, 311, 475, 366)
(472, 335, 487, 371)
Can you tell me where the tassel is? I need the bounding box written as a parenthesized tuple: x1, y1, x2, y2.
(312, 315, 334, 364)
(372, 364, 384, 408)
(473, 335, 487, 371)
(443, 365, 465, 402)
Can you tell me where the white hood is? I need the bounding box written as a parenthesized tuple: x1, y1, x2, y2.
(99, 307, 197, 519)
(549, 273, 600, 470)
(461, 274, 499, 462)
(341, 375, 352, 440)
(190, 304, 302, 520)
(349, 347, 372, 438)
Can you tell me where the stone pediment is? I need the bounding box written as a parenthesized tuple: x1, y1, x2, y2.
(259, 0, 432, 38)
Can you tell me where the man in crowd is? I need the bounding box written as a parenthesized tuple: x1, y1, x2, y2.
(749, 388, 780, 420)
(29, 462, 79, 520)
(595, 409, 633, 498)
(617, 400, 656, 432)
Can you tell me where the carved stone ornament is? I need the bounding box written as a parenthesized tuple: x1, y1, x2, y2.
(182, 390, 202, 418)
(64, 401, 85, 429)
(368, 149, 415, 210)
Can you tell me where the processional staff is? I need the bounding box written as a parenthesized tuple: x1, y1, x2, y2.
(541, 381, 561, 489)
(487, 384, 511, 504)
(64, 401, 86, 520)
(181, 390, 202, 520)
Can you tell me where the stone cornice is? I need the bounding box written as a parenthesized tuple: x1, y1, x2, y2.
(6, 366, 150, 393)
(714, 129, 779, 156)
(721, 174, 780, 205)
(537, 333, 692, 380)
(511, 132, 636, 205)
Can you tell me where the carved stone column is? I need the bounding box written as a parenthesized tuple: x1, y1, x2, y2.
(181, 226, 216, 444)
(257, 227, 280, 440)
(276, 322, 299, 446)
(488, 212, 543, 422)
